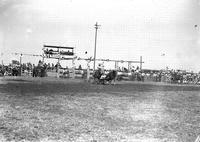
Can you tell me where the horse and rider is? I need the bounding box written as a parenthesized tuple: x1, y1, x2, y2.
(32, 60, 47, 77)
(93, 63, 117, 85)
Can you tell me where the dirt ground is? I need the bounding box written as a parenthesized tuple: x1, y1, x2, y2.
(0, 77, 200, 142)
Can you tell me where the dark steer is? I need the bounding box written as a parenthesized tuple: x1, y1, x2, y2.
(104, 70, 117, 85)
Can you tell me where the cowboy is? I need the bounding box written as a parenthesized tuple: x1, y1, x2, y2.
(98, 63, 105, 75)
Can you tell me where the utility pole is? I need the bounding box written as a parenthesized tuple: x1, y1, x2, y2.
(0, 53, 3, 66)
(93, 22, 100, 72)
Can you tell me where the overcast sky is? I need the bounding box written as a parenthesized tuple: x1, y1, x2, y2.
(0, 0, 200, 71)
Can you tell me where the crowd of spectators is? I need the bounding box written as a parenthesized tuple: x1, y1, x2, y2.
(0, 61, 63, 76)
(129, 69, 200, 84)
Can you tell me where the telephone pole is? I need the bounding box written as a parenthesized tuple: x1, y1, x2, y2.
(93, 22, 100, 72)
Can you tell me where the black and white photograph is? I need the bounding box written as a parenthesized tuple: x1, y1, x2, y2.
(0, 0, 200, 141)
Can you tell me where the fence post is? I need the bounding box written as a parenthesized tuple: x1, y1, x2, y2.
(87, 60, 90, 82)
(57, 57, 60, 78)
(72, 58, 75, 79)
(140, 56, 142, 70)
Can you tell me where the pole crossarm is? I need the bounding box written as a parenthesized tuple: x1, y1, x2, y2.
(43, 45, 74, 49)
(77, 57, 144, 64)
(12, 53, 42, 57)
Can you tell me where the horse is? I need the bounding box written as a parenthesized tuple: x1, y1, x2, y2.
(32, 65, 47, 77)
(12, 67, 20, 76)
(93, 69, 104, 84)
(93, 70, 117, 85)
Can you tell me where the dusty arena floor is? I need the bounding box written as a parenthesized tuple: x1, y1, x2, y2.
(0, 77, 200, 142)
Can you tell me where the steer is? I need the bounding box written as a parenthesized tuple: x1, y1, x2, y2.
(104, 70, 117, 85)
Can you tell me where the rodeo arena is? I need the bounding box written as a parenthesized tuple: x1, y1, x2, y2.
(1, 28, 200, 142)
(1, 48, 200, 84)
